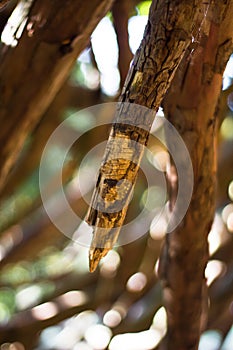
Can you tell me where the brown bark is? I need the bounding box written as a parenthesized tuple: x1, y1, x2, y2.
(0, 0, 10, 10)
(158, 1, 233, 349)
(0, 0, 114, 192)
(86, 0, 203, 272)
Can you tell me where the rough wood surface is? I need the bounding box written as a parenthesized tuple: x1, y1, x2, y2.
(0, 0, 113, 192)
(86, 0, 203, 272)
(158, 1, 233, 349)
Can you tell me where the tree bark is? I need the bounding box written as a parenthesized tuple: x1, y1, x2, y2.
(0, 0, 114, 192)
(0, 0, 10, 10)
(86, 0, 203, 272)
(158, 1, 233, 349)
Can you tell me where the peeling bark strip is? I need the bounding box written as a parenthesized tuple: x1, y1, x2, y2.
(86, 0, 203, 272)
(0, 0, 114, 192)
(159, 1, 233, 349)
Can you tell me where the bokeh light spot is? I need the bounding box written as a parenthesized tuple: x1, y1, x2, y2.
(31, 302, 58, 320)
(222, 203, 233, 224)
(84, 324, 112, 350)
(126, 272, 147, 293)
(205, 260, 226, 286)
(103, 309, 122, 328)
(228, 181, 233, 201)
(227, 212, 233, 232)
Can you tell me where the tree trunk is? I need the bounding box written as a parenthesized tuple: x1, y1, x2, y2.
(159, 1, 233, 349)
(0, 0, 113, 192)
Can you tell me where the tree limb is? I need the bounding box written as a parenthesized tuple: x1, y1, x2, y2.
(86, 0, 203, 272)
(0, 0, 114, 192)
(112, 0, 133, 87)
(158, 1, 233, 349)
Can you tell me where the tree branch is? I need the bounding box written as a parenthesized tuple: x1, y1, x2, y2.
(86, 0, 203, 272)
(112, 0, 133, 87)
(0, 0, 114, 192)
(158, 1, 233, 349)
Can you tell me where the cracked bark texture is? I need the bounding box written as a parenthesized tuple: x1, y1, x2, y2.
(158, 1, 233, 349)
(0, 0, 114, 192)
(86, 0, 203, 271)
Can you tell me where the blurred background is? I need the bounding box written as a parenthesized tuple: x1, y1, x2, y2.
(0, 1, 233, 349)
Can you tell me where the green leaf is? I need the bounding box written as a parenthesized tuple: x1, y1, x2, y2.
(137, 1, 152, 16)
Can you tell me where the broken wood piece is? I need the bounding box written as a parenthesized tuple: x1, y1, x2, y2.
(86, 104, 155, 272)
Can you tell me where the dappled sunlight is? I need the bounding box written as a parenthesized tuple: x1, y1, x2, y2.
(100, 250, 121, 278)
(38, 310, 99, 349)
(198, 330, 222, 350)
(84, 324, 112, 350)
(0, 287, 15, 324)
(86, 11, 148, 96)
(109, 329, 162, 350)
(221, 326, 233, 349)
(73, 342, 92, 350)
(154, 258, 160, 277)
(59, 290, 87, 308)
(31, 302, 58, 320)
(222, 203, 233, 223)
(126, 272, 147, 293)
(222, 202, 233, 233)
(77, 50, 100, 90)
(72, 221, 93, 249)
(140, 186, 166, 212)
(110, 301, 127, 319)
(220, 117, 233, 140)
(0, 225, 23, 261)
(0, 1, 233, 350)
(0, 263, 32, 285)
(228, 92, 233, 112)
(1, 0, 33, 47)
(228, 181, 233, 202)
(43, 252, 73, 277)
(91, 17, 120, 96)
(205, 260, 227, 286)
(151, 306, 167, 335)
(226, 212, 233, 232)
(147, 146, 169, 172)
(150, 214, 167, 240)
(16, 284, 42, 310)
(223, 55, 233, 90)
(103, 309, 122, 328)
(128, 16, 148, 54)
(208, 214, 226, 255)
